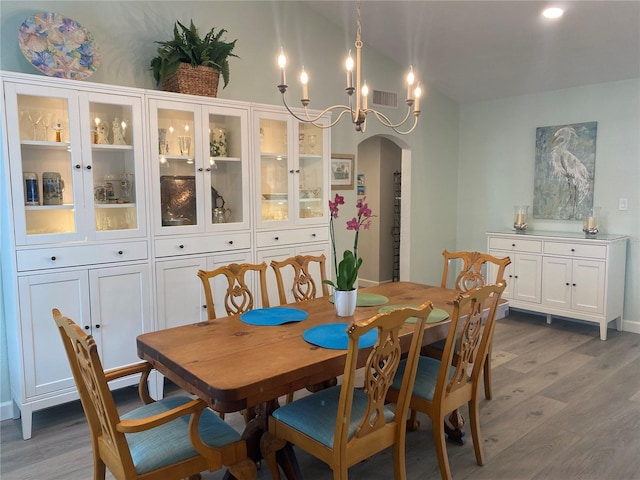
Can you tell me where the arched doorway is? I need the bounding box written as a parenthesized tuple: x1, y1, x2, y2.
(356, 135, 412, 285)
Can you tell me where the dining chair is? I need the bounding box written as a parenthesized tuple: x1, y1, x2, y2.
(386, 283, 506, 480)
(260, 301, 434, 480)
(52, 308, 257, 480)
(197, 262, 269, 320)
(270, 254, 329, 305)
(426, 250, 511, 399)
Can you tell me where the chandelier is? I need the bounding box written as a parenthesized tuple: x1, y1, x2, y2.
(277, 0, 422, 134)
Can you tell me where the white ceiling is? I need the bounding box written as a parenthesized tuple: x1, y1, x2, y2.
(305, 1, 640, 104)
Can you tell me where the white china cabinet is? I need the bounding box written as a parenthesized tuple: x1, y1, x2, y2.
(487, 230, 627, 340)
(148, 94, 253, 330)
(252, 106, 330, 305)
(1, 72, 152, 439)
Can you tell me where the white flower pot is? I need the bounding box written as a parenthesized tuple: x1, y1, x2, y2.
(334, 289, 357, 317)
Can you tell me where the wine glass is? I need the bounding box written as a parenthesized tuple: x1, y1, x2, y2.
(27, 110, 42, 140)
(41, 114, 52, 142)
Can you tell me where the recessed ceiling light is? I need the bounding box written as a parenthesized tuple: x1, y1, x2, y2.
(543, 7, 564, 19)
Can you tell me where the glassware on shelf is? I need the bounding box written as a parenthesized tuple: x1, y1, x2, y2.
(42, 172, 64, 205)
(112, 117, 127, 145)
(158, 128, 168, 154)
(120, 173, 134, 203)
(24, 172, 39, 205)
(54, 121, 63, 142)
(307, 134, 317, 154)
(27, 110, 42, 140)
(178, 136, 191, 156)
(41, 114, 52, 142)
(513, 205, 529, 231)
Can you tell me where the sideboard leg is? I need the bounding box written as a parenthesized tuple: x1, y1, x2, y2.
(546, 314, 553, 325)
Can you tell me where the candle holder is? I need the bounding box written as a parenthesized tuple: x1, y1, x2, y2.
(513, 205, 529, 232)
(582, 207, 600, 236)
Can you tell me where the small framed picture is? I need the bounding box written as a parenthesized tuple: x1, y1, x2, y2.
(330, 153, 354, 190)
(357, 173, 365, 185)
(357, 185, 365, 196)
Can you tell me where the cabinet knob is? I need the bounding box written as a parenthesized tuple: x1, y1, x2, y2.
(295, 169, 300, 173)
(203, 305, 207, 309)
(94, 324, 100, 329)
(51, 256, 57, 261)
(566, 282, 570, 286)
(197, 168, 203, 172)
(179, 244, 184, 249)
(206, 168, 211, 172)
(572, 283, 576, 287)
(86, 165, 92, 170)
(74, 164, 82, 170)
(289, 169, 294, 174)
(571, 248, 575, 252)
(118, 250, 123, 255)
(512, 243, 516, 247)
(514, 275, 518, 279)
(274, 236, 279, 241)
(311, 233, 316, 237)
(84, 325, 90, 330)
(228, 240, 234, 245)
(508, 274, 513, 278)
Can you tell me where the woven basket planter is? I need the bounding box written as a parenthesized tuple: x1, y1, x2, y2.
(162, 63, 220, 97)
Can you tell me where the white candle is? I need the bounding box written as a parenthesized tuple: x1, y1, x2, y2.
(278, 48, 287, 85)
(361, 82, 369, 111)
(406, 66, 415, 100)
(345, 51, 354, 90)
(515, 213, 524, 225)
(300, 68, 309, 100)
(587, 216, 596, 229)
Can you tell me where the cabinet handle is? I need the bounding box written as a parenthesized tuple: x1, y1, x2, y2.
(118, 250, 123, 255)
(206, 168, 211, 172)
(197, 168, 203, 172)
(295, 169, 300, 173)
(512, 243, 516, 247)
(311, 233, 316, 237)
(203, 305, 207, 309)
(514, 275, 518, 279)
(94, 324, 100, 329)
(572, 283, 576, 287)
(179, 244, 185, 249)
(51, 256, 57, 261)
(508, 274, 513, 278)
(289, 169, 294, 174)
(86, 165, 92, 170)
(84, 325, 90, 330)
(274, 236, 279, 241)
(566, 282, 570, 286)
(228, 240, 234, 245)
(571, 248, 575, 252)
(74, 164, 82, 170)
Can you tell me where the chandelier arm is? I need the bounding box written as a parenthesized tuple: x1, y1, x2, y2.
(367, 105, 414, 129)
(386, 114, 420, 135)
(281, 94, 351, 128)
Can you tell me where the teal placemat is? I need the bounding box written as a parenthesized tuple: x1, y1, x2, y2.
(328, 292, 389, 307)
(303, 323, 378, 350)
(240, 307, 308, 326)
(377, 305, 449, 324)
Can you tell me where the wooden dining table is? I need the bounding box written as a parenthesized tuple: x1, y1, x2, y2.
(137, 281, 508, 479)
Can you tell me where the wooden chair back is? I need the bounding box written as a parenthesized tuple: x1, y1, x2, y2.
(270, 254, 329, 305)
(53, 308, 138, 476)
(263, 301, 433, 479)
(440, 250, 511, 292)
(198, 262, 269, 320)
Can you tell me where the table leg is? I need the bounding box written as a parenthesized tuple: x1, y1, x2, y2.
(240, 399, 304, 479)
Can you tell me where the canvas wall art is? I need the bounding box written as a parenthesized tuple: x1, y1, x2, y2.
(533, 121, 597, 220)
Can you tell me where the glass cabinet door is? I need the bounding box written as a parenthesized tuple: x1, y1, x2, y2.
(78, 92, 146, 239)
(297, 122, 325, 220)
(149, 101, 201, 234)
(204, 106, 249, 230)
(258, 116, 291, 224)
(4, 83, 84, 245)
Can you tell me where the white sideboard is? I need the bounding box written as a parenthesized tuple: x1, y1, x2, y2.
(487, 230, 628, 340)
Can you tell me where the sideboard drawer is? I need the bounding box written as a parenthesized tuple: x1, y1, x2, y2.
(488, 237, 542, 253)
(155, 232, 251, 257)
(544, 241, 607, 259)
(256, 227, 329, 248)
(16, 241, 148, 271)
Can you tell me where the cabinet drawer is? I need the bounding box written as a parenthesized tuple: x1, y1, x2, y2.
(155, 232, 251, 257)
(488, 237, 542, 253)
(256, 227, 329, 248)
(16, 241, 148, 271)
(544, 241, 606, 259)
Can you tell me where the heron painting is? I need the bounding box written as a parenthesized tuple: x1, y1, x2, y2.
(534, 122, 597, 220)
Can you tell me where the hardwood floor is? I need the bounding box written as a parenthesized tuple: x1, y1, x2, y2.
(2, 310, 639, 479)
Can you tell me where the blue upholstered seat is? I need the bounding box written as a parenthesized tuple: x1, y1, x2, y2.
(392, 357, 457, 402)
(271, 385, 395, 448)
(122, 396, 242, 474)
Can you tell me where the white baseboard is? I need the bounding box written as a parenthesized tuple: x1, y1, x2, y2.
(621, 318, 640, 335)
(0, 399, 14, 421)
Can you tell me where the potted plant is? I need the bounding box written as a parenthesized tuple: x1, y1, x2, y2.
(150, 20, 238, 97)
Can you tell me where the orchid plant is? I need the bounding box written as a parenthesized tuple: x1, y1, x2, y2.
(323, 194, 375, 291)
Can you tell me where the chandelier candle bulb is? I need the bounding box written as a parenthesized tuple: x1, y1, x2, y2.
(414, 83, 422, 111)
(407, 67, 415, 100)
(278, 48, 287, 86)
(346, 52, 354, 90)
(362, 82, 369, 110)
(300, 68, 309, 100)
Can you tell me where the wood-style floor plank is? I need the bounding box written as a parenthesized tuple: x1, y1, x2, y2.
(1, 310, 638, 480)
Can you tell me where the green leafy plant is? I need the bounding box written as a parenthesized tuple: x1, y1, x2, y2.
(323, 194, 375, 291)
(150, 20, 238, 89)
